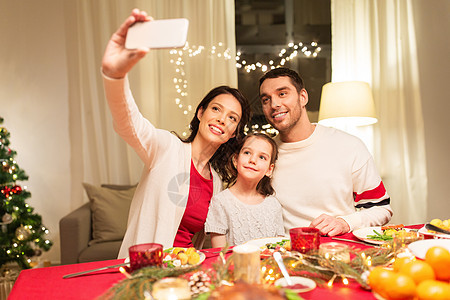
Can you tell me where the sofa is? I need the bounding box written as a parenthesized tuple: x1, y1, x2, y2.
(59, 183, 136, 265)
(60, 183, 212, 265)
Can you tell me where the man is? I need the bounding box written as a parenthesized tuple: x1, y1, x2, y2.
(259, 68, 392, 236)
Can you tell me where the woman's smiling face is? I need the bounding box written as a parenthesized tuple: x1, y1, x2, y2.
(196, 93, 242, 144)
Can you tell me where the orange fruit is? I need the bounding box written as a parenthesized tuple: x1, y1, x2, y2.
(425, 246, 450, 281)
(416, 279, 450, 300)
(393, 257, 414, 272)
(399, 260, 435, 285)
(384, 273, 416, 300)
(368, 267, 397, 298)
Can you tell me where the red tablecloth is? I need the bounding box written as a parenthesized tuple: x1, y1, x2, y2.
(9, 225, 424, 300)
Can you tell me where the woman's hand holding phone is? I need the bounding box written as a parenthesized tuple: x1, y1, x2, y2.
(101, 9, 151, 79)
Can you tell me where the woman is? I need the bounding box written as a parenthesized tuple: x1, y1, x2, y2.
(101, 9, 251, 258)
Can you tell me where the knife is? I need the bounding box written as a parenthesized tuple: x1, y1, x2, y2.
(63, 262, 128, 279)
(331, 237, 379, 246)
(425, 223, 450, 235)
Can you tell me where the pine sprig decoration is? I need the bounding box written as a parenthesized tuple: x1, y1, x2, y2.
(278, 246, 394, 289)
(99, 265, 199, 300)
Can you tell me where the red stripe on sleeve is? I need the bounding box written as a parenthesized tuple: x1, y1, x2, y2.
(353, 182, 386, 203)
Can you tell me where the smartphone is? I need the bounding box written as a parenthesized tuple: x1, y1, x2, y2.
(125, 18, 189, 49)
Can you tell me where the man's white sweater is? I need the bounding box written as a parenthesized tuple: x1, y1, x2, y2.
(273, 124, 392, 232)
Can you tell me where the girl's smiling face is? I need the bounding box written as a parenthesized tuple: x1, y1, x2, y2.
(233, 135, 275, 182)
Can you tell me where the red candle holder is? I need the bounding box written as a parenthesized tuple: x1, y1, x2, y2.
(128, 243, 163, 272)
(289, 227, 320, 254)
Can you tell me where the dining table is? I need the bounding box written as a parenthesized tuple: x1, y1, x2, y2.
(8, 224, 425, 300)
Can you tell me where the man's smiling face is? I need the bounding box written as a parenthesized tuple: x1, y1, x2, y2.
(259, 76, 306, 134)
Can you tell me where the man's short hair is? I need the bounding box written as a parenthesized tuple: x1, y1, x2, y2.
(259, 67, 305, 94)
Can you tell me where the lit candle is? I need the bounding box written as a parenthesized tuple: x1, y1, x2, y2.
(319, 242, 350, 263)
(152, 278, 191, 300)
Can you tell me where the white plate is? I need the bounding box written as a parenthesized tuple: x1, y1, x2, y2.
(274, 276, 316, 293)
(353, 226, 416, 245)
(243, 237, 290, 249)
(418, 225, 450, 239)
(352, 226, 388, 245)
(408, 239, 450, 259)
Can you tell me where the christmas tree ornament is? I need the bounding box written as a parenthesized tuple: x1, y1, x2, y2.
(2, 162, 9, 172)
(15, 225, 32, 241)
(1, 213, 12, 224)
(1, 213, 13, 233)
(12, 185, 22, 195)
(1, 186, 11, 197)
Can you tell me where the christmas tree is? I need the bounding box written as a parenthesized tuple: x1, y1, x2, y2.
(0, 117, 52, 269)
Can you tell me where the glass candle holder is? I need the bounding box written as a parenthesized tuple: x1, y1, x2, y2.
(289, 227, 320, 254)
(319, 242, 350, 263)
(152, 278, 191, 300)
(128, 243, 163, 272)
(391, 231, 424, 258)
(232, 244, 261, 284)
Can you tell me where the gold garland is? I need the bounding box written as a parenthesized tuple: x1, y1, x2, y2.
(261, 246, 394, 289)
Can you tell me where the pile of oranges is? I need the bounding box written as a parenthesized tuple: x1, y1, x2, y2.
(368, 246, 450, 300)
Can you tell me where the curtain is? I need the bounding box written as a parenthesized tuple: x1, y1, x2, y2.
(63, 0, 237, 209)
(331, 0, 428, 224)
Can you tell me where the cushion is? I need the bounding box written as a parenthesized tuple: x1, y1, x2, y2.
(82, 183, 136, 245)
(100, 183, 137, 190)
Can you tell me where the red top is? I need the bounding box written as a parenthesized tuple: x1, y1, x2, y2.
(173, 160, 213, 247)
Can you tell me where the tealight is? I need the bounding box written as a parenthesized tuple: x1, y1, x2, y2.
(152, 278, 191, 300)
(319, 242, 350, 263)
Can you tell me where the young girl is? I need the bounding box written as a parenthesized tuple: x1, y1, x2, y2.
(205, 133, 285, 247)
(102, 9, 251, 258)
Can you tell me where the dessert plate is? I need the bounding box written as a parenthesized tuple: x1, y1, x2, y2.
(408, 239, 450, 259)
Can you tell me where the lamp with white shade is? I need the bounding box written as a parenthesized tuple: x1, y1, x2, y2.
(318, 81, 377, 128)
(318, 81, 377, 154)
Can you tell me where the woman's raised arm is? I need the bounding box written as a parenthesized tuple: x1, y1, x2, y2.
(101, 9, 151, 79)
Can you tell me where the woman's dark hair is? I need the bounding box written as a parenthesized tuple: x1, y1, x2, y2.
(225, 133, 278, 196)
(259, 67, 305, 93)
(177, 86, 251, 181)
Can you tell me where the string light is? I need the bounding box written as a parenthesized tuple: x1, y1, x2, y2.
(119, 266, 132, 279)
(244, 124, 278, 137)
(342, 277, 349, 285)
(236, 41, 321, 73)
(168, 42, 233, 136)
(169, 42, 232, 112)
(165, 41, 320, 136)
(327, 274, 337, 287)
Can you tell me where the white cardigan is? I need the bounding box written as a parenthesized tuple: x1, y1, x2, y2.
(102, 74, 223, 258)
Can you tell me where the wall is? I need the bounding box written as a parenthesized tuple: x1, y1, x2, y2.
(413, 0, 450, 220)
(0, 1, 70, 264)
